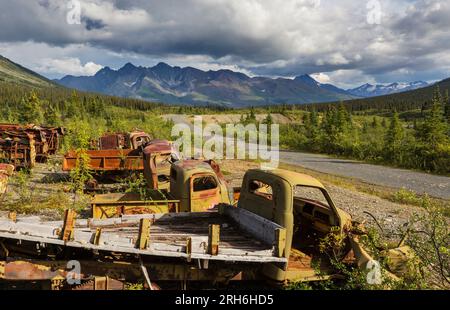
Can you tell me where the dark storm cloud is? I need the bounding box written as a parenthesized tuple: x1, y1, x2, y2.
(0, 0, 449, 84)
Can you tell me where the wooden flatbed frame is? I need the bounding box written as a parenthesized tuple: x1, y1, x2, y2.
(0, 206, 287, 266)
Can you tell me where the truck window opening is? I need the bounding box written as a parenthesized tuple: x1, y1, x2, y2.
(193, 176, 218, 192)
(249, 180, 273, 201)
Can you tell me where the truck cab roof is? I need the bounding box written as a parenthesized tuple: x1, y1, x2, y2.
(171, 160, 216, 178)
(248, 168, 326, 189)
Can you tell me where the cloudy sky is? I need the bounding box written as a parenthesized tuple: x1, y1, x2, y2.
(0, 0, 449, 88)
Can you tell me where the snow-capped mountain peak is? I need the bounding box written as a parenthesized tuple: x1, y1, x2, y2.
(347, 81, 428, 98)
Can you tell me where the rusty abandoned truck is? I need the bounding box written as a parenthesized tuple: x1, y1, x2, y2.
(0, 168, 411, 289)
(62, 134, 169, 178)
(95, 131, 152, 150)
(91, 159, 234, 219)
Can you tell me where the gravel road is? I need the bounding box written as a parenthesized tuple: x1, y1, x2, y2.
(279, 151, 450, 200)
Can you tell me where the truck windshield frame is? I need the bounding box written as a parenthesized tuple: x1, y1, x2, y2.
(293, 184, 341, 227)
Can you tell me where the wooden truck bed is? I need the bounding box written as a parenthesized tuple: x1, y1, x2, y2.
(0, 206, 287, 266)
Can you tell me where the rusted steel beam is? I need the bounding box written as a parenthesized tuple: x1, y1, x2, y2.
(186, 237, 192, 262)
(1, 260, 70, 281)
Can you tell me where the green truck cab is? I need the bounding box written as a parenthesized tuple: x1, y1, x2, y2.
(235, 168, 409, 283)
(236, 168, 350, 281)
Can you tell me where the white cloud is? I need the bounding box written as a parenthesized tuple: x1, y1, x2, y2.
(319, 69, 377, 89)
(311, 73, 331, 84)
(37, 57, 103, 76)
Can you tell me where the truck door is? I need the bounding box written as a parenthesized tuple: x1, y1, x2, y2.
(189, 173, 221, 212)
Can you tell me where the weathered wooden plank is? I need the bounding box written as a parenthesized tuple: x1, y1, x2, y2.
(60, 209, 76, 242)
(219, 204, 284, 246)
(137, 218, 151, 250)
(208, 224, 220, 255)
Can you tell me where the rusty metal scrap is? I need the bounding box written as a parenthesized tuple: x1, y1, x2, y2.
(0, 124, 64, 168)
(0, 163, 14, 197)
(0, 129, 36, 168)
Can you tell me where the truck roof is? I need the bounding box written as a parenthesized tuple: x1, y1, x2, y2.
(251, 168, 326, 189)
(172, 160, 215, 175)
(143, 139, 174, 155)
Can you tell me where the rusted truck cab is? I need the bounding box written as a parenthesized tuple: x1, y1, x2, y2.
(237, 169, 352, 282)
(142, 139, 180, 190)
(169, 160, 233, 212)
(97, 131, 152, 150)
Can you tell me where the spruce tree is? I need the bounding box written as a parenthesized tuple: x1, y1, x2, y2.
(306, 110, 320, 151)
(371, 116, 378, 128)
(418, 87, 448, 148)
(444, 89, 450, 124)
(44, 104, 60, 126)
(19, 91, 43, 124)
(384, 111, 404, 164)
(264, 113, 273, 126)
(416, 87, 449, 171)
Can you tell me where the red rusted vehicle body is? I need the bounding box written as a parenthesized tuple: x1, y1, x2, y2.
(95, 131, 152, 150)
(63, 132, 154, 174)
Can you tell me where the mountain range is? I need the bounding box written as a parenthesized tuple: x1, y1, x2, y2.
(55, 62, 359, 107)
(55, 62, 430, 107)
(346, 81, 429, 98)
(0, 54, 433, 108)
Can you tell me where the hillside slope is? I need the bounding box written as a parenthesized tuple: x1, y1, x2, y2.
(0, 55, 55, 88)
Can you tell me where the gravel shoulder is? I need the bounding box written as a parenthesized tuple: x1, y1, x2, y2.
(280, 151, 450, 200)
